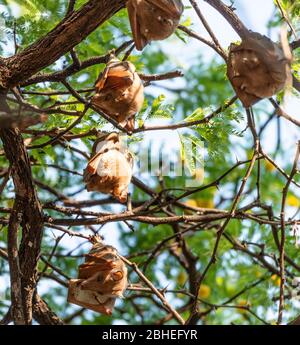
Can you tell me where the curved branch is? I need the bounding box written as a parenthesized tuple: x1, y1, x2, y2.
(204, 0, 250, 39)
(2, 0, 126, 89)
(33, 294, 64, 325)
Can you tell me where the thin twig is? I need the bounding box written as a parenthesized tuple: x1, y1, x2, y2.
(121, 256, 185, 325)
(277, 141, 300, 324)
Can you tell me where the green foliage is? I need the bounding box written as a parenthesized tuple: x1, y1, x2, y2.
(0, 0, 299, 326)
(145, 94, 175, 120)
(179, 133, 204, 175)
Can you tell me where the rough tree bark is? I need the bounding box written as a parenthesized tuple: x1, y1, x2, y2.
(0, 0, 299, 325)
(0, 0, 127, 325)
(0, 127, 44, 324)
(32, 294, 64, 325)
(0, 0, 126, 90)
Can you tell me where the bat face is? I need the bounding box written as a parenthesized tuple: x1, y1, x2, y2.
(68, 242, 127, 315)
(127, 0, 184, 50)
(227, 32, 291, 108)
(92, 56, 144, 131)
(83, 133, 133, 202)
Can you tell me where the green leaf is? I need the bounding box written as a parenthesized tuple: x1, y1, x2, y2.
(146, 94, 174, 120)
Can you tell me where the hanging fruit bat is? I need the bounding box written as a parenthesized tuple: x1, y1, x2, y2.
(83, 132, 133, 203)
(227, 31, 292, 108)
(68, 239, 127, 315)
(92, 54, 144, 131)
(127, 0, 184, 51)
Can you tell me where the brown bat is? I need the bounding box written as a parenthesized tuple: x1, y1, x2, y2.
(227, 31, 292, 108)
(127, 0, 184, 51)
(92, 54, 144, 131)
(68, 240, 127, 315)
(83, 132, 133, 203)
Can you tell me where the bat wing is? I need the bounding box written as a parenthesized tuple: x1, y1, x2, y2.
(106, 63, 134, 89)
(68, 243, 127, 314)
(95, 66, 110, 90)
(88, 244, 119, 262)
(147, 0, 183, 18)
(78, 262, 115, 279)
(68, 279, 116, 315)
(84, 151, 103, 175)
(103, 75, 133, 91)
(96, 63, 134, 91)
(127, 0, 148, 51)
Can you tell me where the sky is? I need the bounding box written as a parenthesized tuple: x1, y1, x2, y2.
(47, 0, 300, 283)
(0, 0, 299, 322)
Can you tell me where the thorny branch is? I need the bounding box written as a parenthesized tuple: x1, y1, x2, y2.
(0, 0, 299, 325)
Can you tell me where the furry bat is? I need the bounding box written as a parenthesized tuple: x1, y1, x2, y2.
(227, 31, 292, 108)
(127, 0, 184, 50)
(68, 240, 127, 315)
(83, 132, 133, 203)
(92, 54, 144, 131)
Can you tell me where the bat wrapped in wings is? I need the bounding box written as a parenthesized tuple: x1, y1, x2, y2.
(127, 0, 184, 50)
(68, 239, 127, 315)
(83, 132, 133, 203)
(227, 31, 292, 108)
(92, 54, 144, 131)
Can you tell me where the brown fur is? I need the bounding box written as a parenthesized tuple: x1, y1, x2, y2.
(127, 0, 184, 50)
(92, 56, 144, 131)
(227, 32, 292, 108)
(83, 133, 133, 203)
(68, 242, 127, 315)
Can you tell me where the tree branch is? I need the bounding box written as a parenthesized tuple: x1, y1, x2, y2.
(33, 293, 64, 325)
(278, 141, 300, 324)
(7, 202, 25, 324)
(0, 127, 44, 324)
(1, 0, 126, 89)
(121, 256, 185, 325)
(204, 0, 250, 39)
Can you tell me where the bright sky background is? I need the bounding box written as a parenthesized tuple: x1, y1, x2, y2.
(0, 0, 299, 323)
